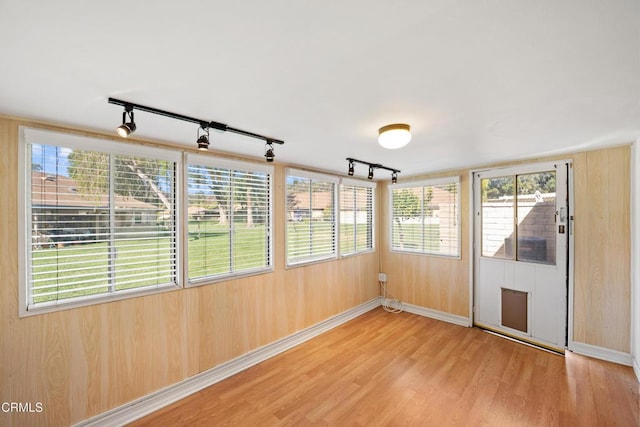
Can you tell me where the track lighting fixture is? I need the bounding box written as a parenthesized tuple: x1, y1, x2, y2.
(108, 98, 284, 155)
(345, 157, 401, 183)
(264, 141, 275, 162)
(116, 106, 136, 138)
(197, 125, 210, 151)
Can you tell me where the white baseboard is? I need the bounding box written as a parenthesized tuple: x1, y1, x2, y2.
(401, 302, 472, 327)
(570, 341, 633, 366)
(75, 297, 382, 427)
(633, 355, 640, 382)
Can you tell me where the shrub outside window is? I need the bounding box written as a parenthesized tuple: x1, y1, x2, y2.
(391, 177, 460, 257)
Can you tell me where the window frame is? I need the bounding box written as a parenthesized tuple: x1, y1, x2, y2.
(18, 127, 183, 317)
(185, 153, 274, 286)
(339, 177, 376, 257)
(389, 176, 461, 258)
(285, 168, 339, 267)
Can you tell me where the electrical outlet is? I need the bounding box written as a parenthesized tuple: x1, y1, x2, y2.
(378, 272, 387, 282)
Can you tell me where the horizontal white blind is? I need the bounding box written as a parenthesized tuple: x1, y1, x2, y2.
(187, 161, 271, 281)
(391, 178, 460, 257)
(286, 172, 336, 265)
(27, 142, 177, 308)
(339, 183, 374, 255)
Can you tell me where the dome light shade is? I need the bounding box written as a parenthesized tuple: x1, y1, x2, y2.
(378, 123, 411, 149)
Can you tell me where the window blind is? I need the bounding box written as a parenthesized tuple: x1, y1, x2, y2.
(25, 133, 178, 309)
(391, 177, 460, 257)
(339, 180, 375, 255)
(187, 156, 272, 282)
(286, 170, 337, 265)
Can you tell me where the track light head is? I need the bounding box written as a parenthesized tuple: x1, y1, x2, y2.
(368, 166, 374, 180)
(197, 135, 209, 150)
(348, 160, 354, 176)
(197, 125, 210, 151)
(391, 172, 398, 184)
(116, 109, 136, 138)
(265, 142, 275, 162)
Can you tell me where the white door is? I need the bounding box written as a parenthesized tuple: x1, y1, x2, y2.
(473, 161, 570, 351)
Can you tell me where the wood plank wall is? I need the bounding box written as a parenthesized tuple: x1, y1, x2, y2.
(379, 146, 632, 352)
(0, 118, 379, 427)
(0, 116, 632, 426)
(573, 147, 631, 352)
(379, 171, 471, 317)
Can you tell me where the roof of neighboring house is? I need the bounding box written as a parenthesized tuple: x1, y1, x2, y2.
(290, 186, 457, 211)
(290, 191, 334, 211)
(294, 189, 376, 210)
(31, 172, 159, 210)
(391, 186, 457, 207)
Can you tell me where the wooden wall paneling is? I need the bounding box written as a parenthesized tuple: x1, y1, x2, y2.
(0, 114, 633, 426)
(573, 151, 590, 345)
(381, 147, 631, 354)
(380, 171, 470, 318)
(0, 118, 379, 426)
(68, 305, 101, 422)
(605, 147, 631, 352)
(573, 147, 631, 352)
(198, 279, 247, 369)
(0, 118, 19, 426)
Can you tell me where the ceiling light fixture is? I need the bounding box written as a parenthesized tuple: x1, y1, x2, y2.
(197, 125, 210, 151)
(346, 157, 400, 183)
(108, 98, 284, 155)
(116, 106, 136, 138)
(264, 141, 275, 162)
(378, 123, 411, 149)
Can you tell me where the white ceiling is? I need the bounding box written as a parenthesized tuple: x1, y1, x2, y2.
(1, 1, 638, 179)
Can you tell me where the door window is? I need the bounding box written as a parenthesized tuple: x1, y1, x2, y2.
(481, 171, 556, 265)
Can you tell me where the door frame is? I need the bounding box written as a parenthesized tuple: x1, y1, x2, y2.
(468, 160, 575, 350)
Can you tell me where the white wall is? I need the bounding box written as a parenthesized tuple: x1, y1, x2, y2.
(633, 138, 640, 381)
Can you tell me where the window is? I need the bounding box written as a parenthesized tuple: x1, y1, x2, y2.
(480, 170, 557, 264)
(391, 176, 460, 257)
(286, 169, 337, 265)
(339, 179, 375, 255)
(187, 155, 272, 282)
(20, 127, 180, 314)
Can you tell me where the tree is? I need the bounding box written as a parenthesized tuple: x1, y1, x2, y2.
(206, 167, 231, 225)
(482, 172, 555, 201)
(393, 189, 420, 221)
(68, 150, 172, 210)
(286, 191, 299, 221)
(393, 189, 420, 248)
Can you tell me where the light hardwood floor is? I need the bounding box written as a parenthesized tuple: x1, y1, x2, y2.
(130, 308, 639, 426)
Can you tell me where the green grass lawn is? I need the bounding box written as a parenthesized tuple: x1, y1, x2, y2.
(30, 220, 389, 304)
(392, 223, 440, 252)
(188, 222, 268, 279)
(31, 221, 272, 303)
(31, 237, 176, 303)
